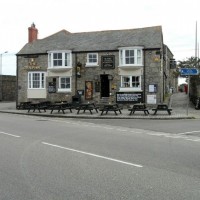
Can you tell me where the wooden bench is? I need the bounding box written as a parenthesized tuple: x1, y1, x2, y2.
(28, 102, 49, 112)
(76, 103, 98, 114)
(17, 101, 32, 110)
(99, 104, 122, 115)
(50, 102, 73, 114)
(128, 104, 149, 115)
(152, 104, 172, 115)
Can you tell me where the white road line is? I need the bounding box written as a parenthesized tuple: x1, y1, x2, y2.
(0, 131, 21, 138)
(42, 142, 143, 168)
(185, 138, 200, 142)
(177, 130, 200, 135)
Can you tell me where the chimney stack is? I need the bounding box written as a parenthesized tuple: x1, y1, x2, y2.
(28, 23, 38, 43)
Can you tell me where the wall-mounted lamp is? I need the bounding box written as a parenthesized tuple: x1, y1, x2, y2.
(108, 75, 113, 80)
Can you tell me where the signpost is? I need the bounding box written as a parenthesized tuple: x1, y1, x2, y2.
(180, 68, 199, 76)
(180, 68, 199, 115)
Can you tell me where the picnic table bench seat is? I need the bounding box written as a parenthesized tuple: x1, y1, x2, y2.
(76, 103, 98, 114)
(27, 101, 51, 112)
(128, 104, 149, 115)
(99, 104, 122, 115)
(17, 101, 32, 110)
(50, 102, 73, 114)
(152, 104, 172, 115)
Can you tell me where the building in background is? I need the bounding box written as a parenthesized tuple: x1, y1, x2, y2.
(16, 23, 177, 106)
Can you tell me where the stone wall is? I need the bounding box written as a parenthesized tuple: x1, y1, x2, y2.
(0, 75, 16, 101)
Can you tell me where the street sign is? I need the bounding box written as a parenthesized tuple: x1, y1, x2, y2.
(180, 68, 199, 76)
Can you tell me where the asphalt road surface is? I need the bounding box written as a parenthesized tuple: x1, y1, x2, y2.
(0, 113, 200, 200)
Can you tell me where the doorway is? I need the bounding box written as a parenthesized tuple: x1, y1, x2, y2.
(100, 74, 110, 97)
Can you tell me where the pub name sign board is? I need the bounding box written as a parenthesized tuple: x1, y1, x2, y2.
(101, 55, 115, 69)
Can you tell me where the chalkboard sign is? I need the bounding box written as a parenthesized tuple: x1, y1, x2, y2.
(116, 92, 143, 104)
(48, 82, 56, 93)
(101, 55, 115, 69)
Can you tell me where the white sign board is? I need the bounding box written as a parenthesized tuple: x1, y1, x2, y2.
(147, 94, 157, 104)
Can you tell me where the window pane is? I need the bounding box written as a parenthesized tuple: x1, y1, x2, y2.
(88, 53, 97, 63)
(125, 50, 134, 64)
(131, 76, 140, 88)
(60, 77, 70, 89)
(122, 76, 130, 87)
(53, 53, 62, 66)
(28, 72, 45, 89)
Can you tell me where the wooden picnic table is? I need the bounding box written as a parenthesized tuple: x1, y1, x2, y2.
(99, 103, 122, 115)
(152, 104, 172, 115)
(128, 103, 149, 115)
(27, 102, 48, 113)
(50, 102, 73, 114)
(76, 103, 99, 114)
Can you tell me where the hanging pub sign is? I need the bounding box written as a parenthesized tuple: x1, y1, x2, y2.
(101, 55, 115, 69)
(116, 92, 143, 104)
(48, 82, 56, 93)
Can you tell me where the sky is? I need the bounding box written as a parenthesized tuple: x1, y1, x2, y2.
(0, 0, 199, 76)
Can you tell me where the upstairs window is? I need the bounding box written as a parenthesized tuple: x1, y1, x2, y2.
(119, 47, 143, 66)
(28, 72, 45, 89)
(86, 53, 98, 66)
(48, 50, 72, 68)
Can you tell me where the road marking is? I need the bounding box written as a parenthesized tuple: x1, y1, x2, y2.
(0, 131, 21, 138)
(42, 142, 143, 168)
(177, 130, 200, 135)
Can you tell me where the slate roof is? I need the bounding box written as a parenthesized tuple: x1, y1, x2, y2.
(17, 26, 163, 55)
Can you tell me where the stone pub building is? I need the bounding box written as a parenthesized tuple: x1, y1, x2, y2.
(16, 23, 176, 106)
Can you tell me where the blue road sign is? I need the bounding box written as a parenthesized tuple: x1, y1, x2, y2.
(180, 68, 199, 76)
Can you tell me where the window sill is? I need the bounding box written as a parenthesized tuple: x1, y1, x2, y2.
(85, 64, 99, 67)
(58, 89, 71, 93)
(119, 88, 142, 92)
(47, 67, 72, 72)
(118, 65, 143, 69)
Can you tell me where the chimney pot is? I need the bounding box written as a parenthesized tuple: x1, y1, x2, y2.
(28, 23, 38, 43)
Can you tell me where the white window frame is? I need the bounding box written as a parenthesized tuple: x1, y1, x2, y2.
(58, 76, 72, 92)
(86, 53, 98, 67)
(48, 50, 72, 69)
(120, 75, 141, 91)
(119, 47, 143, 67)
(28, 71, 46, 89)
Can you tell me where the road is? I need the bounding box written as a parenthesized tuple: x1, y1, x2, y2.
(0, 113, 200, 200)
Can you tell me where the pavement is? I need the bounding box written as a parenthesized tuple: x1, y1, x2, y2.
(0, 92, 199, 119)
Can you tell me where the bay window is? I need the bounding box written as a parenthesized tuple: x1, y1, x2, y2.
(28, 72, 45, 89)
(119, 47, 143, 67)
(48, 50, 72, 69)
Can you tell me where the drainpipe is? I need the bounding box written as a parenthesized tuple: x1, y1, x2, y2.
(143, 50, 146, 103)
(75, 53, 77, 94)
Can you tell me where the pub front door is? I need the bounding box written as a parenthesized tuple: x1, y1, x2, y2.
(100, 74, 110, 97)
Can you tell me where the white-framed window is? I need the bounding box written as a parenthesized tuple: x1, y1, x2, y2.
(120, 75, 141, 91)
(58, 77, 71, 92)
(119, 47, 143, 66)
(28, 72, 46, 89)
(48, 50, 72, 68)
(86, 53, 98, 66)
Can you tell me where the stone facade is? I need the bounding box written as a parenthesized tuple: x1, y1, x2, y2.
(16, 24, 177, 106)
